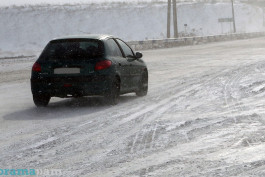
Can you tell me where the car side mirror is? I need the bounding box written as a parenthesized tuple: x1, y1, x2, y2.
(135, 52, 143, 59)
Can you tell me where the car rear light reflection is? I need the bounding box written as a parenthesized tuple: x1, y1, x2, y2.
(95, 60, 112, 71)
(32, 62, 41, 72)
(63, 84, 72, 87)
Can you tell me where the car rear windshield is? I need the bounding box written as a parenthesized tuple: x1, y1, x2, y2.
(39, 39, 104, 61)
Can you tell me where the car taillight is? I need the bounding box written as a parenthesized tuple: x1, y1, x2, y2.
(95, 60, 112, 71)
(32, 62, 41, 72)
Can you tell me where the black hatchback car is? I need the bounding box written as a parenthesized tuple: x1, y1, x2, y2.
(31, 34, 148, 107)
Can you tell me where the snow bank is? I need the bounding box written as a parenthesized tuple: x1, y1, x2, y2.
(0, 2, 264, 57)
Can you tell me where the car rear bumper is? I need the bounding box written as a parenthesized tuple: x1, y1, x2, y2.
(31, 75, 111, 97)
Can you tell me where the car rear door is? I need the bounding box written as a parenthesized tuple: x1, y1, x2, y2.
(115, 39, 141, 90)
(104, 38, 131, 92)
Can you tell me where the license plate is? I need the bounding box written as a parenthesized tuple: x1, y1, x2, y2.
(54, 68, 80, 74)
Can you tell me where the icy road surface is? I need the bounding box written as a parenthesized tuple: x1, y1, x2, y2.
(1, 38, 265, 176)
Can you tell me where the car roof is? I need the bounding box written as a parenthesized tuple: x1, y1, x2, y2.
(52, 34, 115, 41)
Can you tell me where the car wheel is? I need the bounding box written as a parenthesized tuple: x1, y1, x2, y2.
(33, 94, 51, 107)
(105, 78, 120, 105)
(136, 71, 148, 97)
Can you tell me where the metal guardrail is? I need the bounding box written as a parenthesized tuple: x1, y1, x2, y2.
(128, 32, 265, 50)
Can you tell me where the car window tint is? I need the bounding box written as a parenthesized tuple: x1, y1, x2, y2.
(105, 39, 123, 57)
(116, 39, 134, 57)
(39, 39, 104, 61)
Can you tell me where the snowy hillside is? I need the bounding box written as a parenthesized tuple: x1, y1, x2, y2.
(0, 1, 264, 57)
(0, 0, 166, 7)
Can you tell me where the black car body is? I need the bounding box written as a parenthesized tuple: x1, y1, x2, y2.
(31, 34, 148, 106)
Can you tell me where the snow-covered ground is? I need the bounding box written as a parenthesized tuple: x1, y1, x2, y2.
(1, 37, 265, 176)
(0, 1, 264, 57)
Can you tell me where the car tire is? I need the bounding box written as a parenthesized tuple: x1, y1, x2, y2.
(33, 94, 51, 107)
(136, 71, 148, 97)
(105, 78, 120, 105)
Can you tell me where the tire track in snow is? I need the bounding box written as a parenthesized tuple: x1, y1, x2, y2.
(223, 60, 254, 122)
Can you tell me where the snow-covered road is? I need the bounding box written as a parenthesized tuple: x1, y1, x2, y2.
(1, 38, 265, 176)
